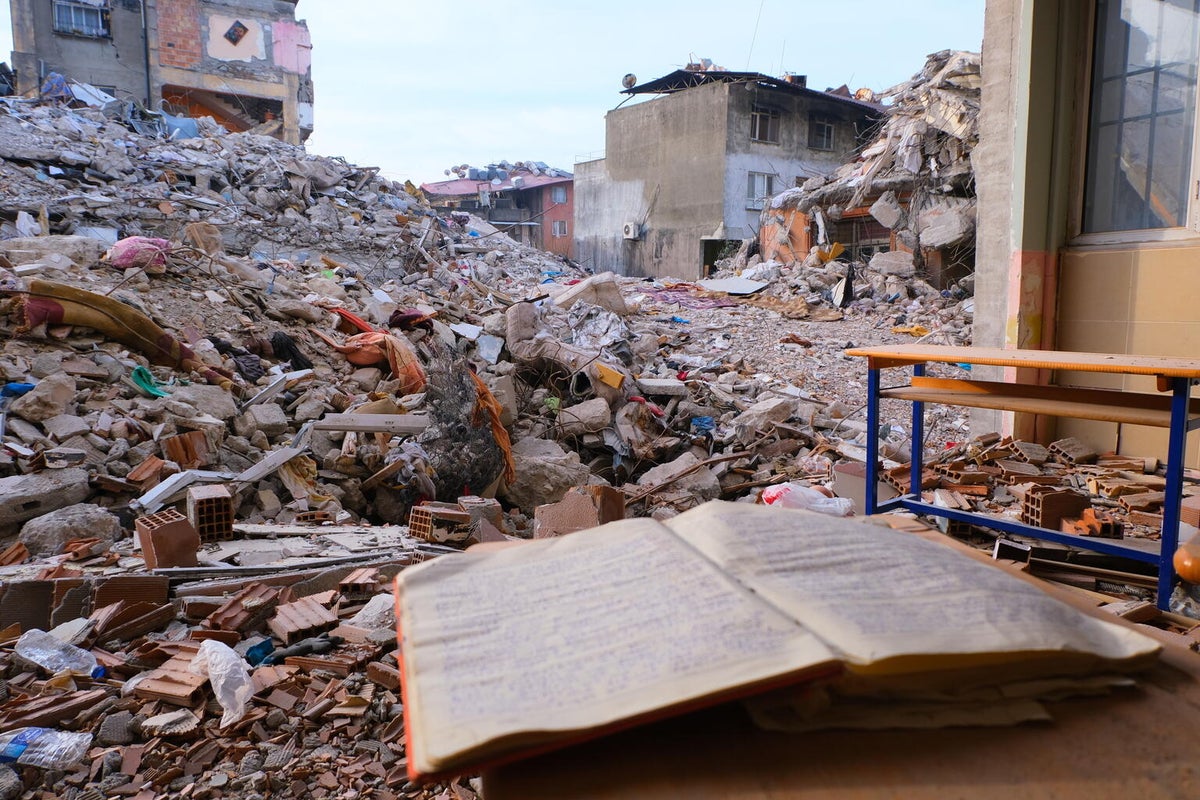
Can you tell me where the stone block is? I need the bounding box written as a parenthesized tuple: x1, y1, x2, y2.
(168, 384, 239, 421)
(41, 414, 91, 443)
(486, 374, 517, 427)
(10, 374, 75, 423)
(557, 398, 611, 437)
(869, 250, 916, 277)
(19, 502, 122, 556)
(234, 402, 289, 439)
(0, 469, 91, 530)
(553, 272, 629, 314)
(534, 485, 626, 538)
(500, 437, 591, 513)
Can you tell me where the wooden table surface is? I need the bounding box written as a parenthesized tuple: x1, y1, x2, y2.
(483, 528, 1200, 800)
(844, 345, 1200, 378)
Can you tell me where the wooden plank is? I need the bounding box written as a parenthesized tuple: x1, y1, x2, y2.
(879, 386, 1179, 428)
(312, 414, 429, 434)
(908, 375, 1200, 416)
(845, 344, 1200, 378)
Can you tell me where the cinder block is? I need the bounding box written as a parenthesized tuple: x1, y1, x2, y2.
(408, 502, 472, 544)
(1020, 485, 1091, 530)
(186, 484, 234, 542)
(136, 509, 200, 570)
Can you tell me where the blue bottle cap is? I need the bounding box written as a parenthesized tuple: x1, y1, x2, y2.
(90, 665, 106, 679)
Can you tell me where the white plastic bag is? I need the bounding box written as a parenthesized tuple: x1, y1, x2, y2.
(189, 639, 252, 727)
(761, 482, 854, 517)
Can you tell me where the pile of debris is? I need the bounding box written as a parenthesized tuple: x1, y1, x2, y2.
(886, 431, 1200, 616)
(0, 89, 995, 798)
(0, 70, 1193, 800)
(753, 49, 980, 305)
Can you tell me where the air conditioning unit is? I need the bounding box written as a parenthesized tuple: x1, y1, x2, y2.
(623, 221, 641, 240)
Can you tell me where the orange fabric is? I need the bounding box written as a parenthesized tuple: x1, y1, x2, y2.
(312, 330, 426, 394)
(470, 370, 515, 485)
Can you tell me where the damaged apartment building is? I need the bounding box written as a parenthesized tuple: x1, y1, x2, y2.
(8, 0, 314, 144)
(759, 50, 981, 289)
(574, 60, 882, 280)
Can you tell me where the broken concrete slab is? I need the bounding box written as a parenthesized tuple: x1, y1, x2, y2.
(18, 502, 123, 556)
(500, 437, 592, 514)
(0, 468, 91, 531)
(9, 373, 75, 423)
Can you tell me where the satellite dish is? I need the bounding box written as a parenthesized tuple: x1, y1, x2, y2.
(622, 73, 637, 89)
(491, 178, 502, 186)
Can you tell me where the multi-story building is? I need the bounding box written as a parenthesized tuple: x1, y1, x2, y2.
(574, 64, 882, 279)
(422, 163, 575, 260)
(8, 0, 313, 144)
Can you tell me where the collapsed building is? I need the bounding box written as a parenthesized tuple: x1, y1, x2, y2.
(758, 50, 980, 289)
(8, 0, 314, 143)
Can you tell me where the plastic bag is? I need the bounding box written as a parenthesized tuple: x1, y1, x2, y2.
(106, 236, 172, 273)
(761, 482, 854, 517)
(189, 639, 252, 727)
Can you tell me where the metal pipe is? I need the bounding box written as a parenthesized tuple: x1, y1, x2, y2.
(140, 0, 152, 106)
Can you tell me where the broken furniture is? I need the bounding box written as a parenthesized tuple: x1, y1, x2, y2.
(849, 344, 1200, 609)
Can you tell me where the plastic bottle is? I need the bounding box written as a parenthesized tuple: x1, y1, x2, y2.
(0, 728, 92, 768)
(14, 630, 105, 678)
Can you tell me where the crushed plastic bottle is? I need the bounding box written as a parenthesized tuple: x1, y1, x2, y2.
(0, 728, 92, 768)
(14, 630, 105, 678)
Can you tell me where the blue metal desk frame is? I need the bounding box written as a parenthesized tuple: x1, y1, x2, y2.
(854, 347, 1200, 610)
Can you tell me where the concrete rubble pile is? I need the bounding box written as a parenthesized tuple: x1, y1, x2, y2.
(0, 93, 987, 799)
(0, 71, 1193, 799)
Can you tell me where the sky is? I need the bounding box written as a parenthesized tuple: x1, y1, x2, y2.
(0, 1, 985, 186)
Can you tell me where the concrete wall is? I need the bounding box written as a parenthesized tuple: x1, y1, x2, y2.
(573, 156, 648, 275)
(722, 85, 864, 239)
(148, 0, 310, 143)
(576, 83, 729, 279)
(1055, 246, 1200, 465)
(9, 0, 150, 100)
(539, 182, 574, 259)
(975, 0, 1200, 466)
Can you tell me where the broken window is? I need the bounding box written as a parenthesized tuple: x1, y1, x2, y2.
(746, 171, 776, 210)
(750, 105, 781, 144)
(552, 220, 568, 237)
(808, 114, 835, 150)
(1083, 0, 1200, 233)
(52, 0, 109, 38)
(550, 186, 568, 204)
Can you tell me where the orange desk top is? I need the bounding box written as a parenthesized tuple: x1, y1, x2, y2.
(844, 345, 1200, 379)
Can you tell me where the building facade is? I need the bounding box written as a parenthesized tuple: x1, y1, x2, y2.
(574, 68, 882, 279)
(421, 164, 575, 259)
(976, 0, 1200, 466)
(8, 0, 313, 143)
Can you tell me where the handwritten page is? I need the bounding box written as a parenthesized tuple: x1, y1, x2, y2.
(671, 502, 1161, 672)
(398, 517, 836, 774)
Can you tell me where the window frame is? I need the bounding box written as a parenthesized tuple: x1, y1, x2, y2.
(746, 171, 776, 210)
(808, 114, 835, 151)
(750, 104, 781, 144)
(551, 219, 568, 237)
(1072, 0, 1200, 246)
(550, 185, 568, 204)
(52, 0, 110, 39)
